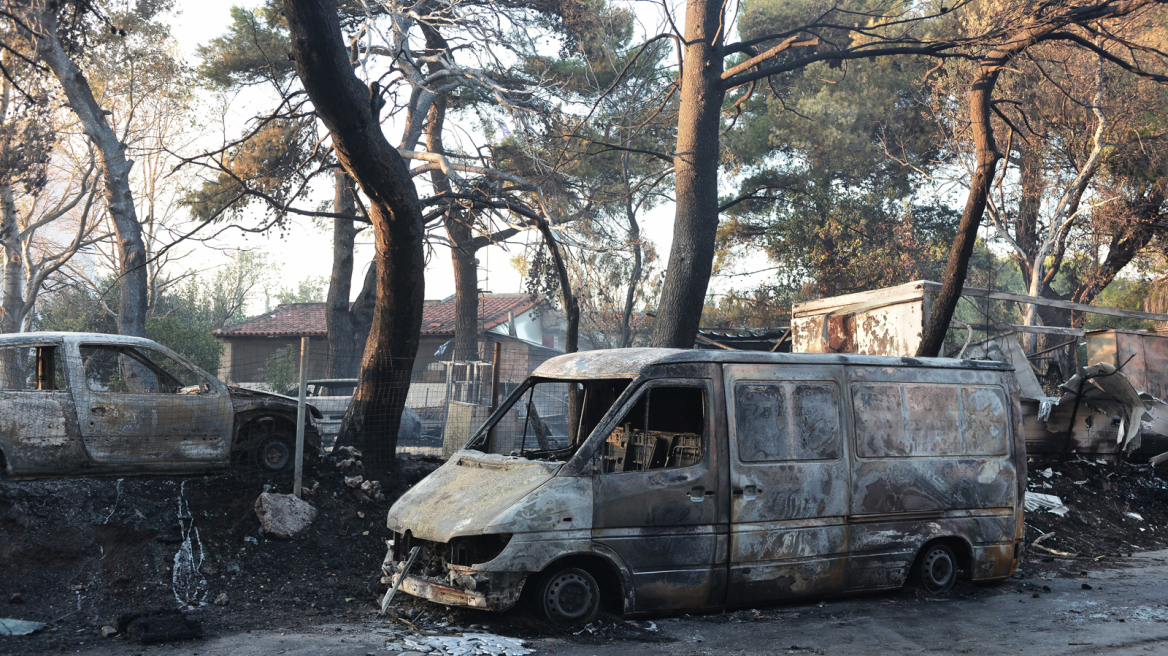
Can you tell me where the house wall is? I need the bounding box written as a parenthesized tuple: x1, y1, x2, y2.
(219, 337, 330, 388)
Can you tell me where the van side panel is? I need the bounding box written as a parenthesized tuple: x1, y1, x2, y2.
(845, 366, 1019, 588)
(722, 364, 851, 604)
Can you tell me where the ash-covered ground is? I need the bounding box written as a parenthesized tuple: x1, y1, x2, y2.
(3, 453, 1168, 654)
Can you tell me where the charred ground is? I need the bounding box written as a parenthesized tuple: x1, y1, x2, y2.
(3, 453, 1168, 654)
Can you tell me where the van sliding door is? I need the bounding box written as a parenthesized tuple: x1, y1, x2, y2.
(723, 364, 851, 605)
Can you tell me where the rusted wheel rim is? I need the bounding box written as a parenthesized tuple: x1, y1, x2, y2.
(922, 546, 955, 593)
(544, 571, 596, 621)
(259, 438, 290, 471)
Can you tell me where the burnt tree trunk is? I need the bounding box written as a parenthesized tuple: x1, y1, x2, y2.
(283, 0, 426, 471)
(649, 0, 724, 348)
(35, 5, 148, 337)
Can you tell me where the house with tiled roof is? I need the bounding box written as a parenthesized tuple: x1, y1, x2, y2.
(212, 293, 571, 387)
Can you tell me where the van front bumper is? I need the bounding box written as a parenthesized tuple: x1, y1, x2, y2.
(394, 571, 527, 611)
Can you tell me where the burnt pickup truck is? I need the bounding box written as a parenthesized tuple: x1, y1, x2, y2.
(0, 332, 321, 477)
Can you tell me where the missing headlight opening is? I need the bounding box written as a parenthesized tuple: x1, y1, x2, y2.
(384, 532, 514, 596)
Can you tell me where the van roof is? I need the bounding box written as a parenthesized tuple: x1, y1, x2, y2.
(532, 348, 1013, 379)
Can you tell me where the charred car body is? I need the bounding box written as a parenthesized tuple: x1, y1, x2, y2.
(0, 332, 320, 477)
(385, 349, 1026, 622)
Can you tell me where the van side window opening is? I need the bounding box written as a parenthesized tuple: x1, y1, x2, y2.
(602, 386, 704, 473)
(735, 383, 841, 462)
(853, 383, 1008, 457)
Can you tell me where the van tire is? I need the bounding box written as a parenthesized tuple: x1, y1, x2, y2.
(912, 543, 958, 594)
(253, 434, 293, 472)
(539, 567, 601, 625)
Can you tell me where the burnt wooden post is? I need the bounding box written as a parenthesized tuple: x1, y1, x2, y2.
(294, 336, 309, 498)
(487, 341, 502, 445)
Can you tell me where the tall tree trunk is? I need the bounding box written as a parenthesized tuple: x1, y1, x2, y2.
(35, 5, 148, 337)
(326, 170, 361, 379)
(650, 0, 725, 348)
(619, 151, 642, 349)
(450, 229, 480, 360)
(283, 0, 426, 471)
(422, 82, 481, 363)
(917, 73, 1002, 357)
(1011, 141, 1043, 280)
(0, 182, 23, 387)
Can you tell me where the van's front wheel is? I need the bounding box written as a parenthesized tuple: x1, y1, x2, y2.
(913, 543, 958, 594)
(540, 567, 601, 625)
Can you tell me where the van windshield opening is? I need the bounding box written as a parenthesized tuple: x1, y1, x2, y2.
(469, 378, 631, 460)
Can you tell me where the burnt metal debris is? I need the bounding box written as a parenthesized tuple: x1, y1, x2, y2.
(0, 332, 321, 477)
(383, 348, 1024, 619)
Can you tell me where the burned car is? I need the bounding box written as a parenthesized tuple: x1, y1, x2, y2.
(0, 332, 320, 477)
(384, 348, 1025, 623)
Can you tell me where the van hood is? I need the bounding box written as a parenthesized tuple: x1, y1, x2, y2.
(387, 451, 562, 543)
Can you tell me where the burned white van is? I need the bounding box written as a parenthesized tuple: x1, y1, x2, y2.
(384, 349, 1025, 623)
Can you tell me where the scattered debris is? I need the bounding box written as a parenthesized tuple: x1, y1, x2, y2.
(1025, 492, 1070, 517)
(390, 632, 534, 656)
(344, 475, 365, 489)
(116, 609, 203, 645)
(336, 446, 363, 459)
(101, 625, 118, 637)
(213, 592, 229, 606)
(1024, 456, 1168, 563)
(381, 546, 420, 614)
(359, 479, 384, 502)
(0, 618, 45, 636)
(1126, 512, 1145, 522)
(7, 592, 22, 604)
(253, 492, 318, 539)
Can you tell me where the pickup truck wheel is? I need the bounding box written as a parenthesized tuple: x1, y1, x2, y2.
(540, 567, 601, 625)
(913, 543, 958, 594)
(253, 434, 293, 472)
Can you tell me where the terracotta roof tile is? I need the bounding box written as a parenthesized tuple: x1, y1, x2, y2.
(214, 294, 543, 338)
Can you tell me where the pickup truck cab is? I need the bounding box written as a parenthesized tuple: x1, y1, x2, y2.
(0, 332, 320, 477)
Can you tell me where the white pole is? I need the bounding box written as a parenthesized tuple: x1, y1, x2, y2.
(294, 336, 309, 498)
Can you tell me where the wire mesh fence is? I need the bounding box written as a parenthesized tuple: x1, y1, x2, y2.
(0, 331, 563, 614)
(0, 333, 557, 481)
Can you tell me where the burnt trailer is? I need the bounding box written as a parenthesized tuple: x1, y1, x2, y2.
(384, 348, 1026, 623)
(0, 332, 321, 477)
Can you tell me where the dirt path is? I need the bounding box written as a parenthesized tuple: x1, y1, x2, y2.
(8, 551, 1167, 656)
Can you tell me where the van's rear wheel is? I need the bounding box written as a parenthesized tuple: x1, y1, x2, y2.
(540, 567, 601, 625)
(914, 543, 957, 594)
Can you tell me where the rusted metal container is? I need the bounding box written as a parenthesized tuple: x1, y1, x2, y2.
(1084, 329, 1168, 398)
(791, 282, 931, 356)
